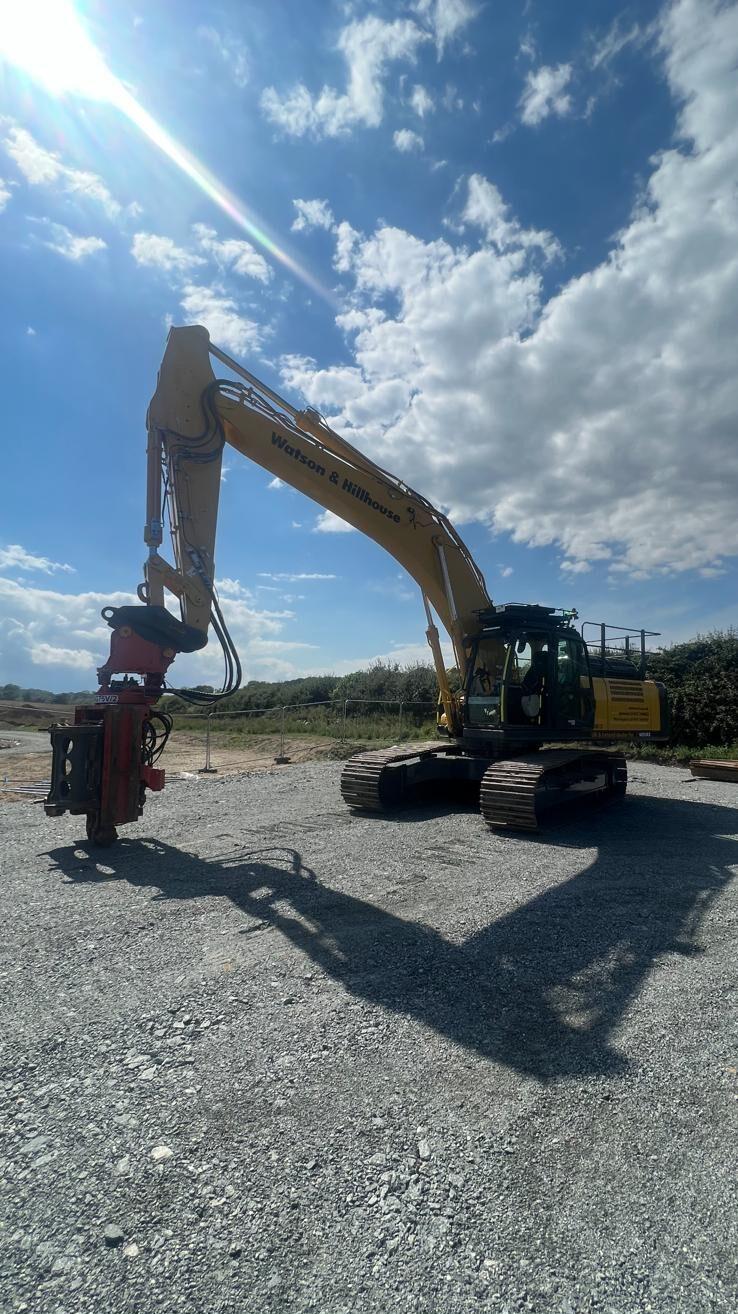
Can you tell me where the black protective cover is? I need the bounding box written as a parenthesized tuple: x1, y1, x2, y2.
(103, 605, 208, 653)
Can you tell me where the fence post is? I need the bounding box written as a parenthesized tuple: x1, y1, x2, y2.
(199, 713, 218, 774)
(343, 699, 348, 741)
(397, 699, 403, 740)
(275, 705, 290, 763)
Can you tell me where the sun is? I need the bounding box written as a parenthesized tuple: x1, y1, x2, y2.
(0, 0, 336, 304)
(0, 0, 118, 101)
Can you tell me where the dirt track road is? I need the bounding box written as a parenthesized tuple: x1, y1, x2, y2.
(1, 761, 736, 1312)
(0, 731, 348, 802)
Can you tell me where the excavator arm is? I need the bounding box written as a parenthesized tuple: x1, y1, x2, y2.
(144, 325, 491, 722)
(45, 325, 491, 842)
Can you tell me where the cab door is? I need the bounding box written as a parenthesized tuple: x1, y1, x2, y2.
(553, 636, 595, 731)
(500, 634, 550, 728)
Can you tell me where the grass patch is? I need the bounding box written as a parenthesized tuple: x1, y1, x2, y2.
(614, 741, 735, 767)
(173, 708, 438, 744)
(618, 741, 738, 765)
(172, 711, 737, 766)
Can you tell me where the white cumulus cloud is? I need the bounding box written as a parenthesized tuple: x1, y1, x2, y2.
(464, 173, 561, 261)
(215, 577, 253, 600)
(394, 128, 424, 153)
(0, 574, 314, 687)
(29, 642, 96, 670)
(40, 222, 107, 261)
(0, 544, 74, 574)
(519, 63, 573, 126)
(313, 511, 357, 534)
(132, 232, 205, 273)
(276, 0, 738, 581)
(291, 198, 336, 233)
(261, 16, 427, 138)
(414, 0, 477, 55)
(2, 124, 124, 218)
(178, 285, 261, 356)
(0, 579, 135, 686)
(193, 224, 271, 282)
(410, 84, 435, 116)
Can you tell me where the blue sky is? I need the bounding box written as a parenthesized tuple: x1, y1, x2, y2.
(0, 0, 736, 692)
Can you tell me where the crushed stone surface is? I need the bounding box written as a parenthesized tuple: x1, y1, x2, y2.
(1, 760, 736, 1313)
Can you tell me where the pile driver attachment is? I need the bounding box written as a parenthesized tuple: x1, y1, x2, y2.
(44, 605, 203, 845)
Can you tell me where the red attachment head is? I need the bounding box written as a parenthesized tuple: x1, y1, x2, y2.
(97, 624, 176, 691)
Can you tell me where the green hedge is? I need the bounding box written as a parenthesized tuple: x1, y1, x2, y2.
(163, 660, 442, 719)
(646, 630, 737, 747)
(0, 684, 95, 704)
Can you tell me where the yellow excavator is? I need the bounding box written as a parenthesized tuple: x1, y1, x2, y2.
(45, 325, 668, 844)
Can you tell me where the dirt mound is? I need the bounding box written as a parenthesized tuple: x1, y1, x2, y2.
(0, 703, 59, 729)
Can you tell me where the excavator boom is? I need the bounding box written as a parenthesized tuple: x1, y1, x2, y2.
(144, 326, 490, 677)
(44, 325, 490, 842)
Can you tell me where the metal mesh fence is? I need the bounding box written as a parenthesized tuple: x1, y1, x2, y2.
(0, 699, 439, 792)
(197, 698, 438, 770)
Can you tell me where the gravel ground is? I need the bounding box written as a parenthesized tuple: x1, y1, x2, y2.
(1, 760, 736, 1314)
(0, 732, 50, 754)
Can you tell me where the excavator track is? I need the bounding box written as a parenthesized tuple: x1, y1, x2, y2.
(341, 745, 628, 829)
(340, 743, 454, 812)
(479, 756, 544, 831)
(480, 749, 627, 831)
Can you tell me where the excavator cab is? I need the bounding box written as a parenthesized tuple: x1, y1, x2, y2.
(463, 605, 595, 742)
(501, 630, 595, 732)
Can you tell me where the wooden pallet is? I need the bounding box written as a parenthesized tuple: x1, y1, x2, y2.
(689, 759, 738, 782)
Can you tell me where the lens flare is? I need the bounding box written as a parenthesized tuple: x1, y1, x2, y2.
(0, 0, 336, 303)
(109, 83, 333, 300)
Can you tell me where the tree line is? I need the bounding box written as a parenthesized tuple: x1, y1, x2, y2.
(164, 661, 442, 727)
(165, 629, 737, 747)
(0, 685, 95, 705)
(4, 630, 735, 747)
(162, 628, 735, 746)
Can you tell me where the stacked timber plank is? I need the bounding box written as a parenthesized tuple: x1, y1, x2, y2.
(689, 759, 738, 782)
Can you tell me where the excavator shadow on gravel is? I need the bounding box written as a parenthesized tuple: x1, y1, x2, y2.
(43, 326, 669, 846)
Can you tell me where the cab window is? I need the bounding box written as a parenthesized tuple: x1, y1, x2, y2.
(466, 640, 505, 726)
(502, 634, 549, 725)
(507, 640, 532, 684)
(555, 637, 593, 724)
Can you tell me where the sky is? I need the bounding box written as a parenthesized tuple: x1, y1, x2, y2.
(0, 0, 736, 693)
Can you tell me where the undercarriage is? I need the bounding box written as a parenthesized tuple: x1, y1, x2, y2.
(340, 743, 628, 831)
